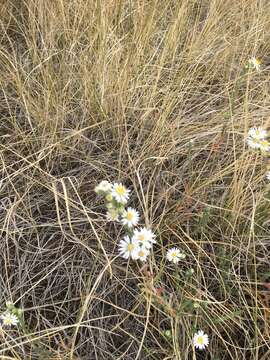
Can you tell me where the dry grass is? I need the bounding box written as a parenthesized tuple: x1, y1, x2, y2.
(0, 0, 270, 359)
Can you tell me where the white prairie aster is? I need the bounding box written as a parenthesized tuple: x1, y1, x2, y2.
(248, 127, 267, 140)
(258, 139, 270, 152)
(111, 183, 130, 204)
(121, 207, 139, 227)
(247, 137, 261, 150)
(0, 312, 19, 327)
(133, 227, 156, 249)
(95, 180, 112, 194)
(248, 57, 261, 71)
(133, 247, 150, 262)
(118, 236, 139, 260)
(166, 247, 186, 264)
(193, 330, 209, 350)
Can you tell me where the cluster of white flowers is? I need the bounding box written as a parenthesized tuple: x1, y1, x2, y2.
(247, 127, 270, 152)
(118, 229, 155, 261)
(0, 302, 21, 328)
(96, 181, 208, 350)
(95, 180, 155, 261)
(95, 181, 187, 263)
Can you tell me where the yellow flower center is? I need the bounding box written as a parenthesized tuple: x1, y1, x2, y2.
(116, 186, 125, 196)
(171, 252, 177, 258)
(3, 317, 12, 325)
(197, 336, 204, 345)
(255, 130, 261, 136)
(127, 244, 134, 252)
(126, 212, 134, 221)
(138, 234, 145, 242)
(138, 250, 145, 257)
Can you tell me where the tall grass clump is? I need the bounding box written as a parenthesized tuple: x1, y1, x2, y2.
(0, 0, 270, 359)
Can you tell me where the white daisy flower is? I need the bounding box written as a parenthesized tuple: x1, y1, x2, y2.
(248, 127, 267, 140)
(248, 57, 261, 71)
(111, 183, 130, 204)
(133, 247, 150, 262)
(118, 236, 139, 260)
(121, 207, 140, 227)
(106, 209, 120, 222)
(247, 137, 262, 150)
(193, 330, 209, 350)
(166, 247, 186, 264)
(266, 171, 270, 181)
(95, 180, 112, 194)
(258, 139, 270, 152)
(0, 312, 19, 327)
(133, 227, 156, 249)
